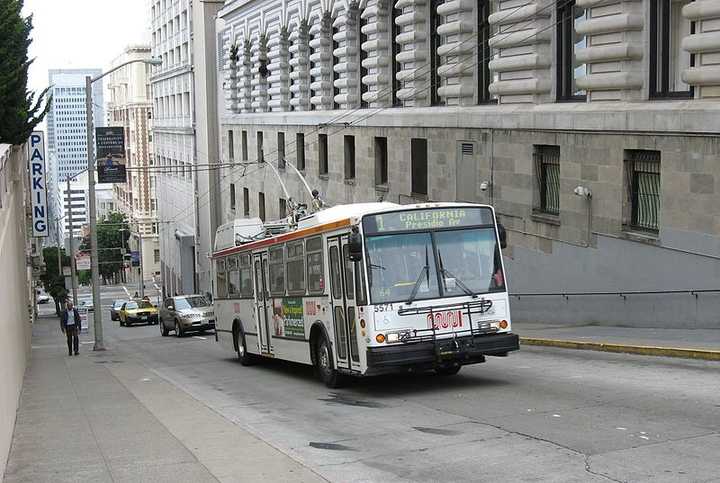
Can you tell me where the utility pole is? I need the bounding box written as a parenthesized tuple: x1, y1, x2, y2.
(67, 176, 78, 305)
(85, 74, 104, 351)
(56, 218, 62, 278)
(138, 226, 145, 299)
(83, 58, 162, 352)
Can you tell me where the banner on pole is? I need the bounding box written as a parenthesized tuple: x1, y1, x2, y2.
(27, 132, 49, 237)
(76, 252, 91, 271)
(95, 127, 126, 183)
(130, 251, 140, 267)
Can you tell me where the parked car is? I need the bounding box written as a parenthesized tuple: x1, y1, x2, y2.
(159, 295, 215, 337)
(119, 300, 158, 326)
(37, 294, 50, 304)
(110, 299, 127, 321)
(77, 297, 94, 312)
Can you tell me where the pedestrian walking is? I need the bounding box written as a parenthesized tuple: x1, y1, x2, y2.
(61, 301, 81, 356)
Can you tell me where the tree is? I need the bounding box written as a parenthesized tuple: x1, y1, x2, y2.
(40, 247, 68, 315)
(0, 0, 51, 145)
(81, 211, 130, 284)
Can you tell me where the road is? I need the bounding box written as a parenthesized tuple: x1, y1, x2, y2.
(74, 284, 720, 482)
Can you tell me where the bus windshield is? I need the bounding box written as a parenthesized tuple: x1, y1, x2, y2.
(365, 227, 505, 304)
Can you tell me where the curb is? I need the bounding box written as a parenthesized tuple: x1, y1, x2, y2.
(520, 337, 720, 361)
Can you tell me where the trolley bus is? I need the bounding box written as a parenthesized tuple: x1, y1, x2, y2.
(212, 202, 519, 387)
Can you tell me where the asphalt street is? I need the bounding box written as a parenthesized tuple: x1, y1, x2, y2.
(75, 284, 720, 482)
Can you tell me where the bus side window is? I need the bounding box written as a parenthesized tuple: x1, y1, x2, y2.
(269, 246, 285, 296)
(228, 256, 239, 296)
(239, 254, 254, 297)
(306, 236, 325, 294)
(216, 259, 228, 299)
(286, 241, 305, 294)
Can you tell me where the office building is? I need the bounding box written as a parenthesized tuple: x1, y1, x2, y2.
(149, 0, 222, 297)
(108, 45, 161, 279)
(215, 0, 720, 328)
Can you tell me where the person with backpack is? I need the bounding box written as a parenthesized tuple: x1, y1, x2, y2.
(61, 301, 81, 356)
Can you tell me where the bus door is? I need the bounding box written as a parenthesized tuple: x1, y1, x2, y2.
(253, 252, 272, 354)
(328, 236, 361, 371)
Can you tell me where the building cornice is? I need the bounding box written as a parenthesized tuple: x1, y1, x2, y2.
(221, 101, 720, 136)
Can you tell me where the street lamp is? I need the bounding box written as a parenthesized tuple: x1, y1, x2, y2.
(85, 57, 162, 351)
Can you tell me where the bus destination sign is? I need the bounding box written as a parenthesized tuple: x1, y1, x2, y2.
(363, 207, 494, 234)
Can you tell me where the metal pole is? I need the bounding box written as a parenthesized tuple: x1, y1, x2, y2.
(67, 177, 78, 305)
(85, 75, 105, 351)
(56, 219, 62, 277)
(138, 227, 145, 299)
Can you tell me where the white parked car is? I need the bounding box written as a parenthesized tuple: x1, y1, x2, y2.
(37, 294, 50, 304)
(78, 297, 94, 312)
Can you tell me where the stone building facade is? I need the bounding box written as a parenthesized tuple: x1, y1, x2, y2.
(108, 45, 161, 280)
(215, 0, 720, 328)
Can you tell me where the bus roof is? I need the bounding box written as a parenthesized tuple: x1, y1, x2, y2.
(212, 201, 495, 258)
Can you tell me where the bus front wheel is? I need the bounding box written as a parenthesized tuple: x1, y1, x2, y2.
(315, 336, 345, 388)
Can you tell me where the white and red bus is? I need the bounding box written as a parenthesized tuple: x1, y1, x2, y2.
(212, 202, 519, 387)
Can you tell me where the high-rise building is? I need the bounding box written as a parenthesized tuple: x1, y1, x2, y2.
(149, 0, 222, 297)
(46, 69, 104, 180)
(108, 45, 161, 280)
(215, 0, 720, 329)
(46, 69, 104, 244)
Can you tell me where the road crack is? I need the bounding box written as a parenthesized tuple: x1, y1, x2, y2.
(585, 455, 625, 483)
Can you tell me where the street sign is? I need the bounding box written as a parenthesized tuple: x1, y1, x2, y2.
(63, 266, 71, 276)
(131, 251, 140, 267)
(76, 253, 91, 271)
(27, 132, 49, 237)
(95, 127, 126, 183)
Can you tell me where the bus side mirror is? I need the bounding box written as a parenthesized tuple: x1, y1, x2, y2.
(498, 224, 507, 249)
(348, 230, 363, 262)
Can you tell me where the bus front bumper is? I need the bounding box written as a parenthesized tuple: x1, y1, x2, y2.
(365, 332, 519, 375)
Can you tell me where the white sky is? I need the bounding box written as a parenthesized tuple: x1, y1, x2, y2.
(25, 0, 150, 96)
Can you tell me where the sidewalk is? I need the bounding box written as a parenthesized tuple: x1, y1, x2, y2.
(514, 322, 720, 361)
(3, 314, 324, 483)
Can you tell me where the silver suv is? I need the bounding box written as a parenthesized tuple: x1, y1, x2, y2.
(159, 294, 215, 337)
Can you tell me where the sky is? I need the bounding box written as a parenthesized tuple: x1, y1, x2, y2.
(25, 0, 150, 97)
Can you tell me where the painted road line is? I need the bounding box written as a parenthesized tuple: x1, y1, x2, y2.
(121, 285, 131, 298)
(520, 337, 720, 361)
(193, 336, 207, 340)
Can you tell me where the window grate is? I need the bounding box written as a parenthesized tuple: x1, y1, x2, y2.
(534, 145, 560, 215)
(627, 150, 661, 232)
(461, 143, 474, 155)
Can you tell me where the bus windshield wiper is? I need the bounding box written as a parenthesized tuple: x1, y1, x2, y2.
(438, 250, 477, 298)
(405, 246, 430, 305)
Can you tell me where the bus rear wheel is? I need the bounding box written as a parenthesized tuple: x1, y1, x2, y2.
(315, 336, 345, 388)
(235, 325, 256, 366)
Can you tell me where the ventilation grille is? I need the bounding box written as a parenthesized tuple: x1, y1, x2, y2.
(461, 143, 474, 155)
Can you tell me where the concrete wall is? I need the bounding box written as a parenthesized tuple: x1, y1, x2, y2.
(213, 0, 720, 329)
(214, 115, 720, 328)
(0, 145, 32, 478)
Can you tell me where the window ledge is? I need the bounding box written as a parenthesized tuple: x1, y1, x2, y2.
(621, 228, 659, 244)
(344, 178, 355, 186)
(318, 174, 329, 181)
(375, 184, 390, 192)
(531, 212, 560, 226)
